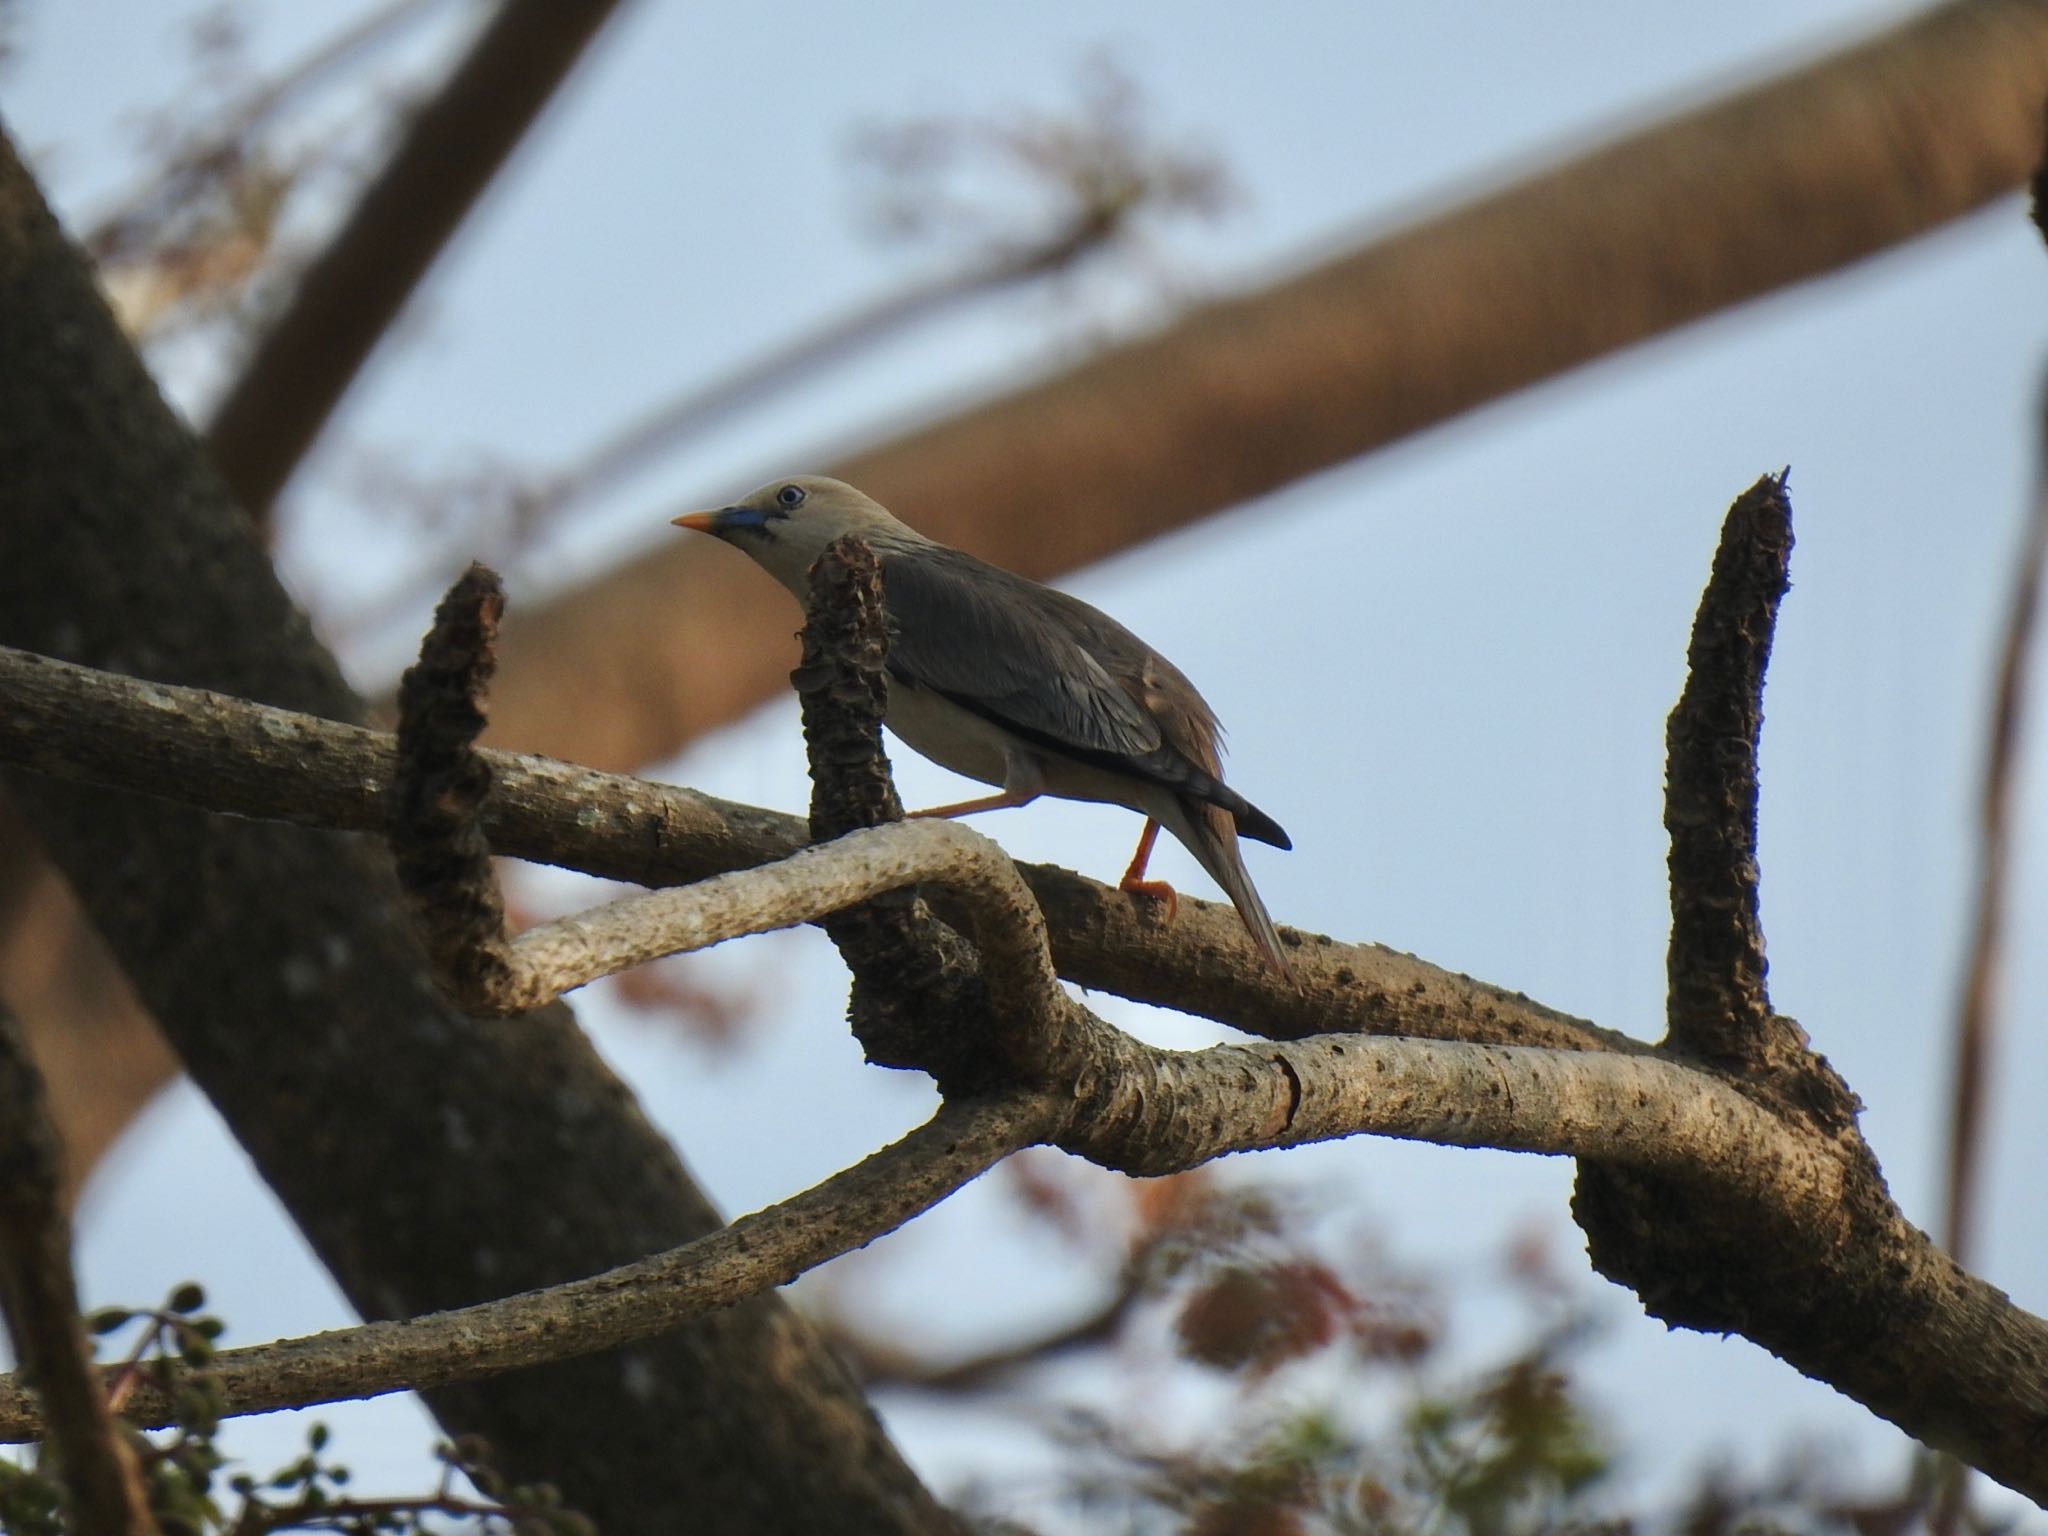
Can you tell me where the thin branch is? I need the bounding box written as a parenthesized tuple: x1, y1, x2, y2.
(204, 0, 631, 516)
(320, 257, 1093, 651)
(0, 1091, 1057, 1441)
(838, 1280, 1142, 1393)
(1944, 268, 2048, 1269)
(548, 242, 1096, 517)
(82, 0, 463, 259)
(0, 1007, 154, 1535)
(1925, 139, 2048, 1536)
(485, 819, 1065, 1017)
(324, 63, 1224, 647)
(0, 643, 1637, 1057)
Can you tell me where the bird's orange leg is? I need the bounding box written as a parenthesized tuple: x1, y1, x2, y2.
(909, 789, 1039, 819)
(1118, 818, 1179, 921)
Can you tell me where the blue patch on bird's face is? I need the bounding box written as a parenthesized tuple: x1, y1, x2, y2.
(715, 506, 789, 542)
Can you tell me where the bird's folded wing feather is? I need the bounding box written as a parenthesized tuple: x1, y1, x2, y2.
(877, 547, 1290, 854)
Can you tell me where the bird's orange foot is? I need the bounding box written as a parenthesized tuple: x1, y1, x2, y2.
(1119, 876, 1179, 924)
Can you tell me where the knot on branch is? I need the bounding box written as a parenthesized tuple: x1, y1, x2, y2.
(390, 564, 519, 1013)
(794, 537, 903, 842)
(1661, 475, 1862, 1132)
(1663, 471, 1788, 1067)
(792, 537, 1010, 1091)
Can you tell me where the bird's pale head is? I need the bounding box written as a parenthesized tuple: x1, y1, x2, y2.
(671, 476, 922, 595)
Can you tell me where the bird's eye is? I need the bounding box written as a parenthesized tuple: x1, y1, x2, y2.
(776, 484, 807, 510)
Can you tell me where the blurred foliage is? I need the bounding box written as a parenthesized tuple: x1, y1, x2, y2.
(851, 1161, 2002, 1536)
(0, 1284, 588, 1536)
(848, 52, 1232, 282)
(87, 0, 463, 353)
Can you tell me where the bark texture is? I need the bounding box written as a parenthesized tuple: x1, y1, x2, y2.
(0, 127, 953, 1536)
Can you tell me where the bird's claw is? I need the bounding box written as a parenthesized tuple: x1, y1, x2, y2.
(1119, 876, 1179, 924)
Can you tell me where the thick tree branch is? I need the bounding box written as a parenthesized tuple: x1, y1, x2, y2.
(204, 0, 631, 515)
(0, 1017, 1843, 1441)
(0, 642, 1635, 1058)
(487, 0, 2048, 771)
(0, 1007, 154, 1536)
(0, 1092, 1057, 1441)
(0, 1010, 1962, 1461)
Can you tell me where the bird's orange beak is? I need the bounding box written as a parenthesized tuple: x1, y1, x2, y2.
(670, 510, 718, 533)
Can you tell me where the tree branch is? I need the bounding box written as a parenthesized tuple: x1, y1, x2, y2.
(1660, 476, 1861, 1134)
(383, 557, 1089, 1090)
(1942, 356, 2048, 1264)
(0, 1006, 154, 1536)
(0, 1000, 1957, 1463)
(0, 809, 175, 1206)
(454, 818, 1072, 1023)
(0, 1018, 1840, 1444)
(0, 1091, 1057, 1441)
(792, 537, 1038, 1087)
(835, 1280, 1144, 1394)
(1662, 471, 1791, 1066)
(0, 641, 1636, 1058)
(389, 564, 520, 1010)
(204, 0, 631, 515)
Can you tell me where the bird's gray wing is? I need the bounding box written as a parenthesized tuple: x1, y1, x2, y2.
(880, 547, 1291, 851)
(879, 546, 1163, 759)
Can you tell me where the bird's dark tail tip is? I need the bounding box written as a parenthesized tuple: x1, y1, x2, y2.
(1189, 804, 1299, 985)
